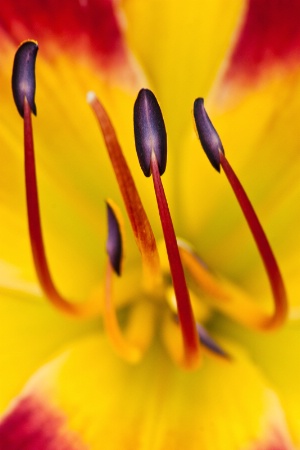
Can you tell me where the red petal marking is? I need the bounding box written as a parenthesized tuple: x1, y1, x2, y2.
(225, 0, 300, 82)
(0, 0, 125, 64)
(251, 427, 295, 450)
(0, 396, 87, 450)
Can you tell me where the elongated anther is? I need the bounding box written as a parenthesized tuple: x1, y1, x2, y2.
(134, 88, 167, 177)
(104, 201, 144, 363)
(196, 324, 230, 360)
(12, 40, 38, 117)
(193, 98, 224, 172)
(106, 200, 123, 276)
(171, 314, 229, 359)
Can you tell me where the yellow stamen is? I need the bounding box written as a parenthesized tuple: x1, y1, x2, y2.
(104, 262, 142, 363)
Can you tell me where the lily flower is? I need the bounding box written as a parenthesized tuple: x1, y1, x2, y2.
(0, 0, 299, 448)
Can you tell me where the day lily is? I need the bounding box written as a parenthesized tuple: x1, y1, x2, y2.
(0, 0, 299, 448)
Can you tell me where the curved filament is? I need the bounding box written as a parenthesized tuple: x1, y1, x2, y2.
(219, 152, 288, 330)
(24, 99, 100, 317)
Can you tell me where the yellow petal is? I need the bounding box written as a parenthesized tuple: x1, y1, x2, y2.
(0, 334, 295, 449)
(214, 318, 300, 446)
(0, 288, 98, 413)
(122, 0, 244, 144)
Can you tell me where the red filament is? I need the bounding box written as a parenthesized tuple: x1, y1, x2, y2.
(150, 152, 200, 368)
(23, 98, 98, 317)
(219, 151, 288, 329)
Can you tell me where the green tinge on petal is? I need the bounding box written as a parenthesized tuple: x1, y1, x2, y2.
(0, 334, 295, 449)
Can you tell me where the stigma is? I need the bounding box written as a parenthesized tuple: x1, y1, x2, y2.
(11, 42, 288, 370)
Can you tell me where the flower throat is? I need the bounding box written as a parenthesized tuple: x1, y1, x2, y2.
(12, 40, 288, 370)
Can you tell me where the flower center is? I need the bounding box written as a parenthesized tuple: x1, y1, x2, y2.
(11, 40, 288, 371)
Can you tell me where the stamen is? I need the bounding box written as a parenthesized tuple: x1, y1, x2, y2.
(193, 98, 224, 172)
(171, 313, 230, 360)
(134, 88, 167, 177)
(12, 40, 38, 118)
(87, 92, 161, 287)
(104, 200, 142, 363)
(196, 324, 230, 360)
(194, 98, 288, 330)
(134, 89, 200, 369)
(106, 200, 123, 276)
(219, 152, 288, 329)
(13, 42, 99, 317)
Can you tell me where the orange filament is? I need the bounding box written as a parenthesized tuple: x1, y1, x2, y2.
(104, 262, 142, 363)
(150, 152, 200, 369)
(104, 197, 155, 362)
(23, 98, 99, 317)
(88, 93, 161, 286)
(178, 240, 230, 301)
(179, 243, 284, 330)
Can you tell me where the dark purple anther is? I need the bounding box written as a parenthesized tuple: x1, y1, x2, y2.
(12, 40, 38, 118)
(134, 88, 167, 177)
(193, 98, 224, 172)
(106, 202, 123, 276)
(196, 324, 229, 359)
